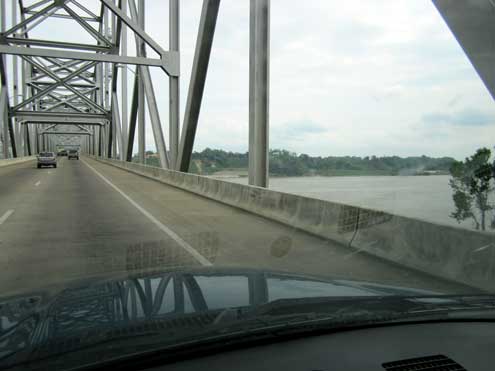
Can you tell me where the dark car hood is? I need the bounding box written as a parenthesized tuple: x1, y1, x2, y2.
(0, 267, 437, 370)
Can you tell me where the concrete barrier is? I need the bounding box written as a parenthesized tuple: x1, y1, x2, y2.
(94, 157, 495, 291)
(0, 156, 36, 168)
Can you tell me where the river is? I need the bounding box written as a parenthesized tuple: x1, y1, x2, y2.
(221, 175, 476, 229)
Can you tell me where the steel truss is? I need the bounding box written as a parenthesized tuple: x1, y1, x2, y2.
(1, 0, 270, 186)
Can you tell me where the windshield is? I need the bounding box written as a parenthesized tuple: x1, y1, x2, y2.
(0, 0, 494, 370)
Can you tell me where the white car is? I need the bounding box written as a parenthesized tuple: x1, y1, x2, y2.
(68, 149, 79, 160)
(37, 152, 57, 168)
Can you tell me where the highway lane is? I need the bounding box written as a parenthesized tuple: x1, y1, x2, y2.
(0, 157, 479, 296)
(0, 157, 200, 295)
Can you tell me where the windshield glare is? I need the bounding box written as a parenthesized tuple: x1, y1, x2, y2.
(0, 0, 494, 369)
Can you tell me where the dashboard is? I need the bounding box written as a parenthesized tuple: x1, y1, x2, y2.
(152, 322, 494, 371)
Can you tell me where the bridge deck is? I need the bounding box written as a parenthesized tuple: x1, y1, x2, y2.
(0, 157, 473, 295)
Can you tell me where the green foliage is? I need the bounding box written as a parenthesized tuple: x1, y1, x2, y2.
(449, 148, 494, 230)
(188, 148, 455, 177)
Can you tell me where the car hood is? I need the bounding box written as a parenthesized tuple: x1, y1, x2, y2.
(0, 267, 437, 369)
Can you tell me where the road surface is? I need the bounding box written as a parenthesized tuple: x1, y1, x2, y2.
(0, 157, 477, 296)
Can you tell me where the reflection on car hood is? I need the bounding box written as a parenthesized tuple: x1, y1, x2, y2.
(0, 267, 436, 369)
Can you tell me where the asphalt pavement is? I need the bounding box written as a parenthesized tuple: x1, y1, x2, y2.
(0, 156, 478, 296)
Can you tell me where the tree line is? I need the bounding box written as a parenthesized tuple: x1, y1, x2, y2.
(187, 148, 455, 176)
(137, 147, 495, 232)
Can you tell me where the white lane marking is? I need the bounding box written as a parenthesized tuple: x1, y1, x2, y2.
(0, 210, 14, 225)
(81, 159, 212, 267)
(35, 181, 41, 187)
(473, 244, 493, 253)
(47, 171, 52, 174)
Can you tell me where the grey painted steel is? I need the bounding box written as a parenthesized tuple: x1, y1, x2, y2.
(42, 131, 91, 136)
(19, 5, 31, 156)
(24, 10, 97, 23)
(13, 110, 107, 120)
(61, 3, 112, 46)
(137, 0, 145, 164)
(126, 72, 138, 161)
(0, 45, 169, 70)
(1, 0, 9, 159)
(0, 89, 8, 158)
(14, 58, 100, 111)
(121, 0, 128, 162)
(433, 0, 495, 100)
(248, 0, 270, 188)
(101, 0, 166, 56)
(129, 0, 169, 169)
(2, 0, 58, 36)
(12, 0, 22, 156)
(0, 0, 16, 158)
(72, 0, 99, 20)
(169, 0, 180, 168)
(139, 66, 169, 168)
(24, 0, 52, 12)
(177, 0, 220, 172)
(27, 58, 105, 114)
(112, 92, 124, 160)
(1, 0, 177, 161)
(4, 37, 112, 52)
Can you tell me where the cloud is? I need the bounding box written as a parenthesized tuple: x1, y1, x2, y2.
(4, 0, 495, 160)
(422, 108, 495, 126)
(272, 120, 328, 141)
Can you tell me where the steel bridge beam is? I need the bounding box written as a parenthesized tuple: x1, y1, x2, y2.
(248, 0, 270, 187)
(128, 0, 169, 168)
(0, 45, 174, 72)
(177, 0, 220, 172)
(169, 0, 180, 168)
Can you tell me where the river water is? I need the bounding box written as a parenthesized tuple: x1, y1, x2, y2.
(222, 175, 475, 229)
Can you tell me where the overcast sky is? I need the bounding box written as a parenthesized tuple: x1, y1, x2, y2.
(8, 0, 495, 159)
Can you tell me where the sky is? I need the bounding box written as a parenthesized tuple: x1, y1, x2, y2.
(6, 0, 495, 160)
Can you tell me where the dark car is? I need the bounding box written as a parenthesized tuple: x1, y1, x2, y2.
(37, 152, 57, 168)
(68, 149, 79, 160)
(57, 150, 67, 157)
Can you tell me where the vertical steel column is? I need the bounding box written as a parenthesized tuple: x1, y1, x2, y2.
(176, 0, 220, 172)
(126, 72, 138, 161)
(110, 4, 117, 158)
(112, 92, 123, 158)
(11, 0, 22, 156)
(1, 0, 7, 158)
(104, 7, 112, 157)
(137, 0, 145, 164)
(21, 49, 30, 155)
(128, 0, 170, 168)
(121, 0, 128, 160)
(0, 89, 7, 158)
(169, 0, 179, 168)
(248, 0, 270, 187)
(97, 56, 104, 156)
(99, 125, 103, 156)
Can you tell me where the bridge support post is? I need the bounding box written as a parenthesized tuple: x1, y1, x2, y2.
(248, 0, 270, 188)
(137, 0, 145, 164)
(0, 89, 9, 158)
(121, 0, 128, 161)
(11, 0, 22, 157)
(169, 0, 180, 168)
(177, 0, 220, 172)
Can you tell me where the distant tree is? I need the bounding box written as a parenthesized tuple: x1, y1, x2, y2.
(449, 148, 494, 231)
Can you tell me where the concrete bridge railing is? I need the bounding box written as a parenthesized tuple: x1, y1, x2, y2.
(94, 156, 495, 292)
(0, 156, 36, 168)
